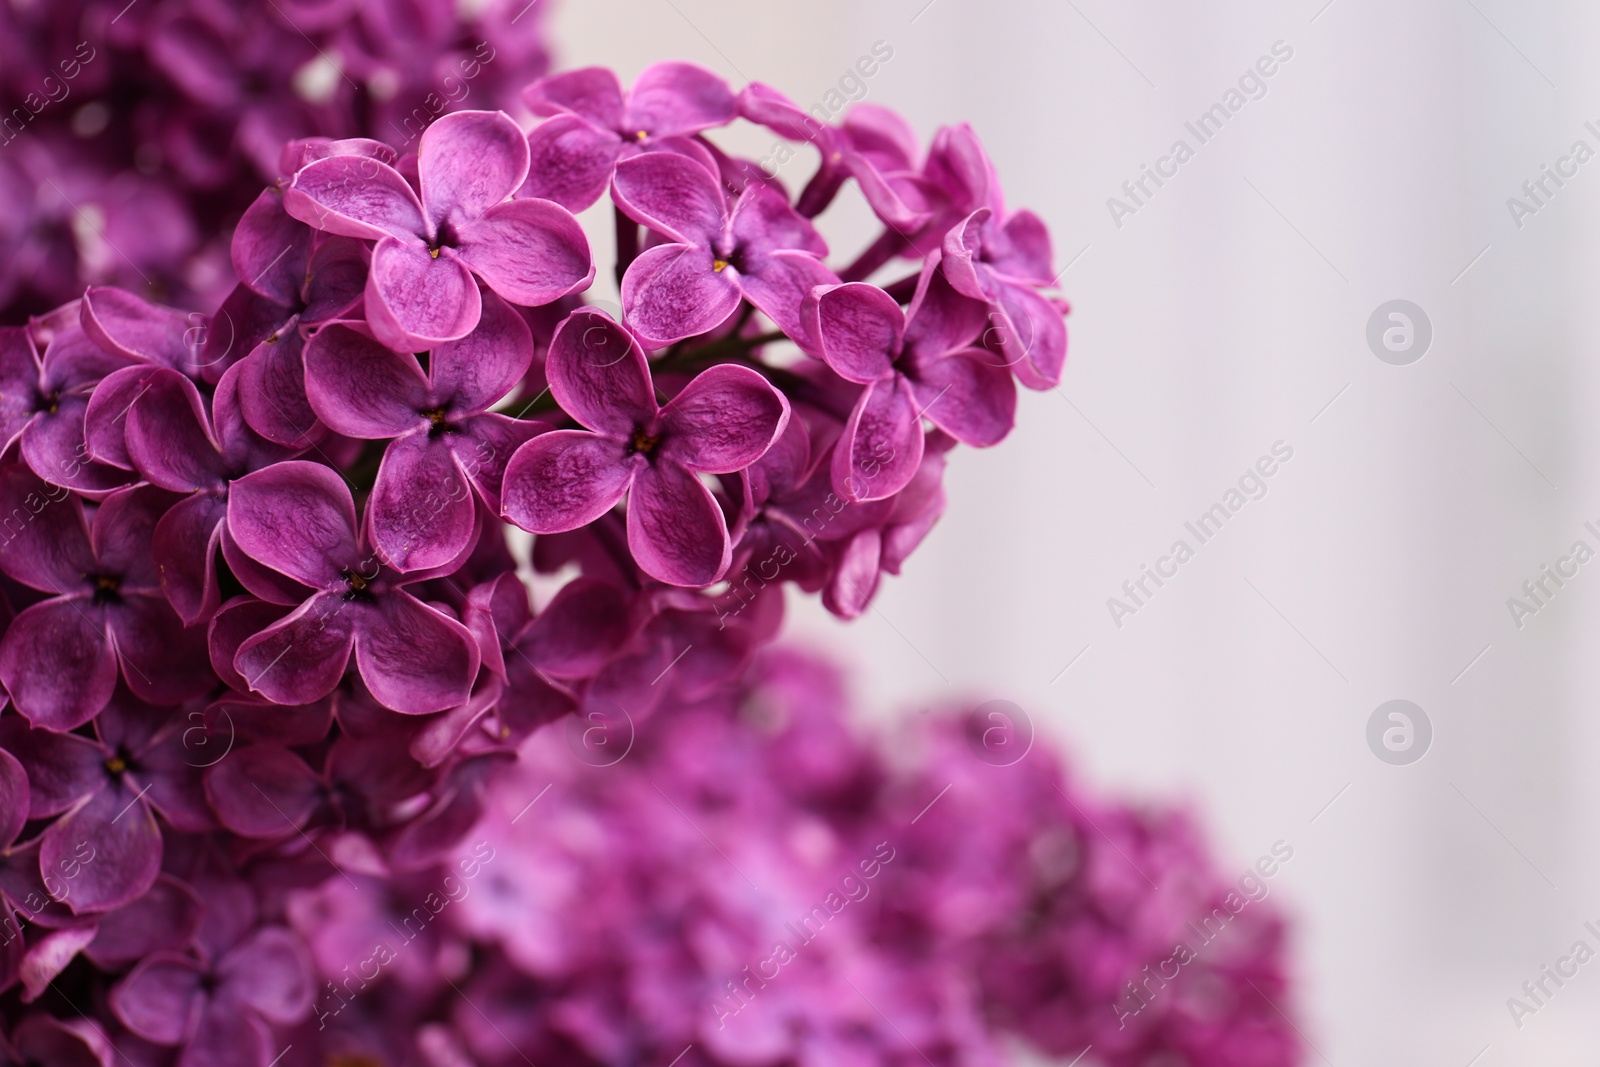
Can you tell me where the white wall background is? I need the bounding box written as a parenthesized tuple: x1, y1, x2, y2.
(552, 2, 1595, 1064)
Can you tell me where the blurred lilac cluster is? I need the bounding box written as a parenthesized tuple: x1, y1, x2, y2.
(287, 648, 1302, 1067)
(0, 0, 554, 320)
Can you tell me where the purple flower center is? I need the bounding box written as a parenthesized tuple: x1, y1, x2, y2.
(89, 573, 122, 606)
(421, 407, 456, 439)
(103, 754, 127, 776)
(341, 567, 378, 603)
(33, 389, 60, 416)
(629, 427, 661, 456)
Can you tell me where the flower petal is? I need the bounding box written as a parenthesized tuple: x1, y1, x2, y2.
(218, 926, 313, 1023)
(21, 396, 135, 498)
(431, 290, 534, 415)
(366, 237, 483, 351)
(453, 198, 594, 308)
(303, 323, 430, 438)
(231, 190, 310, 306)
(0, 748, 26, 847)
(419, 110, 531, 232)
(517, 577, 632, 678)
(107, 593, 213, 706)
(658, 364, 788, 473)
(832, 377, 924, 502)
(619, 242, 742, 346)
(204, 745, 321, 839)
(728, 181, 828, 258)
(227, 461, 360, 588)
(611, 151, 725, 244)
(84, 876, 201, 969)
(991, 280, 1067, 390)
(124, 370, 224, 491)
(521, 114, 622, 211)
(353, 591, 479, 715)
(500, 431, 633, 534)
(234, 593, 357, 706)
(806, 282, 902, 383)
(234, 331, 317, 450)
(908, 349, 1016, 447)
(452, 413, 545, 512)
(80, 287, 196, 372)
(110, 952, 204, 1044)
(626, 461, 730, 586)
(0, 463, 94, 593)
(45, 781, 162, 914)
(737, 248, 838, 347)
(544, 309, 656, 434)
(523, 67, 626, 129)
(285, 155, 426, 242)
(626, 62, 737, 137)
(152, 494, 226, 626)
(368, 433, 478, 573)
(0, 599, 115, 732)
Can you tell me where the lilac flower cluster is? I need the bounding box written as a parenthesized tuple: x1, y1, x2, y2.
(0, 0, 554, 321)
(287, 648, 1302, 1067)
(0, 62, 1073, 1063)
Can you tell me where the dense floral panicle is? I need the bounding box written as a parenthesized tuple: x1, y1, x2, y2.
(0, 0, 555, 322)
(0, 56, 1099, 1066)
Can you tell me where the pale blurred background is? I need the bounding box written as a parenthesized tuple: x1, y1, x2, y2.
(553, 2, 1597, 1064)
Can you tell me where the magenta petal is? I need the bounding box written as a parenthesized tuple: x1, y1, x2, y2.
(111, 952, 205, 1044)
(232, 190, 310, 306)
(108, 594, 213, 705)
(219, 528, 313, 607)
(992, 281, 1067, 390)
(545, 309, 657, 434)
(824, 528, 882, 618)
(366, 237, 482, 351)
(0, 598, 116, 731)
(452, 414, 545, 512)
(21, 396, 135, 497)
(80, 286, 194, 371)
(0, 748, 26, 845)
(368, 433, 478, 573)
(808, 282, 903, 383)
(419, 110, 531, 231)
(20, 925, 98, 1001)
(218, 926, 313, 1023)
(234, 593, 356, 706)
(430, 290, 534, 414)
(237, 329, 322, 447)
(84, 365, 166, 471)
(500, 431, 633, 534)
(737, 249, 839, 347)
(833, 377, 924, 503)
(611, 151, 725, 243)
(453, 199, 594, 308)
(522, 115, 622, 211)
(303, 323, 430, 438)
(285, 155, 426, 242)
(208, 597, 291, 692)
(85, 876, 201, 969)
(627, 62, 737, 137)
(523, 66, 626, 128)
(124, 370, 223, 491)
(187, 1003, 271, 1067)
(729, 182, 828, 258)
(0, 463, 94, 593)
(659, 364, 788, 473)
(910, 350, 1017, 447)
(152, 494, 226, 625)
(10, 1015, 116, 1067)
(204, 745, 321, 839)
(0, 720, 102, 817)
(227, 462, 360, 588)
(353, 591, 479, 715)
(45, 782, 162, 913)
(519, 578, 631, 678)
(620, 242, 742, 346)
(626, 461, 731, 586)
